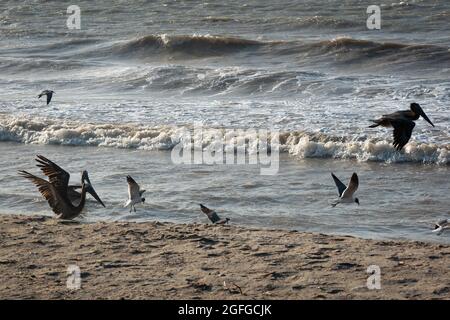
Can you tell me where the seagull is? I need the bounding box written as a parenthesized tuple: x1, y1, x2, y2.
(124, 175, 145, 213)
(199, 204, 230, 224)
(38, 90, 55, 105)
(18, 167, 89, 220)
(369, 102, 435, 151)
(34, 155, 105, 207)
(432, 219, 449, 235)
(331, 172, 359, 207)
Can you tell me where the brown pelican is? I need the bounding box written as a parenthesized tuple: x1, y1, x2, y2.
(199, 204, 230, 224)
(331, 172, 359, 207)
(18, 168, 89, 220)
(34, 155, 105, 207)
(38, 90, 54, 105)
(369, 102, 435, 151)
(124, 175, 145, 213)
(432, 219, 449, 235)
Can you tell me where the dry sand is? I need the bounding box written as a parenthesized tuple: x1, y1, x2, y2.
(0, 214, 449, 300)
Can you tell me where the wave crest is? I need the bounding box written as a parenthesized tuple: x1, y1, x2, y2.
(111, 34, 263, 58)
(0, 116, 448, 165)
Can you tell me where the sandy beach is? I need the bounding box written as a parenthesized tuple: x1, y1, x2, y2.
(0, 214, 449, 300)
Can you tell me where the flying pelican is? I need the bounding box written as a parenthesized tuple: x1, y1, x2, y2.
(18, 167, 89, 220)
(38, 90, 54, 105)
(199, 204, 230, 224)
(432, 219, 449, 235)
(369, 102, 435, 151)
(34, 155, 105, 207)
(124, 175, 145, 213)
(331, 172, 359, 207)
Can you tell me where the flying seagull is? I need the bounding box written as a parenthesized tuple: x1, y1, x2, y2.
(432, 219, 449, 235)
(369, 102, 434, 151)
(18, 167, 90, 220)
(199, 204, 230, 224)
(34, 155, 105, 207)
(124, 175, 145, 213)
(331, 172, 359, 207)
(38, 90, 55, 105)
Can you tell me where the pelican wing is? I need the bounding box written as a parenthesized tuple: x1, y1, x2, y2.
(35, 155, 70, 195)
(127, 175, 141, 200)
(341, 172, 358, 199)
(331, 173, 347, 197)
(18, 170, 65, 215)
(200, 204, 221, 223)
(391, 119, 415, 151)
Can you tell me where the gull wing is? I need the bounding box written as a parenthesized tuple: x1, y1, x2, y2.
(127, 175, 141, 200)
(331, 173, 347, 197)
(341, 172, 359, 199)
(435, 219, 449, 228)
(46, 92, 53, 104)
(200, 204, 221, 223)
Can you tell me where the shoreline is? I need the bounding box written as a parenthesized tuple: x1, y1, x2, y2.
(0, 214, 449, 299)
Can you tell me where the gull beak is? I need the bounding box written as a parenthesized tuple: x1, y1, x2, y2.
(421, 111, 435, 127)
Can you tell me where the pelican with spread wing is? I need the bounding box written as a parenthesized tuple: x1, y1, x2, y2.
(19, 164, 89, 220)
(369, 102, 435, 151)
(34, 155, 105, 207)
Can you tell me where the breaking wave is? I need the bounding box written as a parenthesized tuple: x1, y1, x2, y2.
(0, 116, 448, 165)
(109, 34, 263, 58)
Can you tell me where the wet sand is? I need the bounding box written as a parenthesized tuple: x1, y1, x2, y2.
(0, 214, 449, 300)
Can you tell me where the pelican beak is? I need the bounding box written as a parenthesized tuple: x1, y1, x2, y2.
(85, 184, 105, 207)
(420, 111, 435, 127)
(83, 173, 105, 207)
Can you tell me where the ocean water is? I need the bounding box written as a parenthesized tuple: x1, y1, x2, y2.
(0, 0, 449, 242)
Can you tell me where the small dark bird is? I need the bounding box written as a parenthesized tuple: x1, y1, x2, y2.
(369, 102, 434, 151)
(199, 204, 230, 224)
(331, 172, 359, 207)
(432, 219, 449, 235)
(38, 90, 54, 105)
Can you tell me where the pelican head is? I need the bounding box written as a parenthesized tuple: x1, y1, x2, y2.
(355, 198, 360, 205)
(410, 103, 434, 127)
(81, 170, 105, 207)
